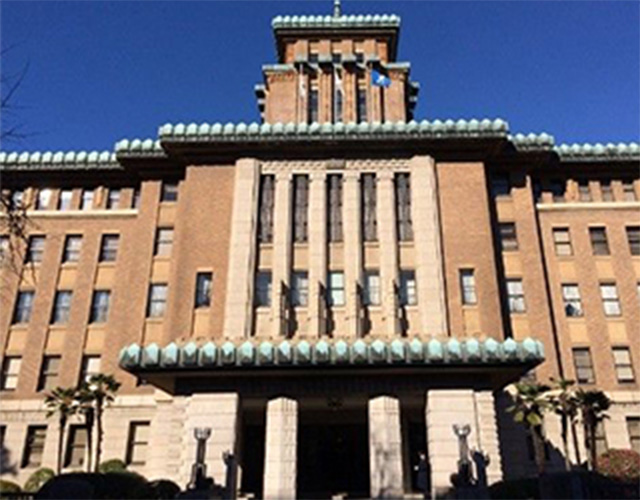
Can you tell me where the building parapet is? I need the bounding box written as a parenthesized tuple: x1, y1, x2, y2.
(555, 142, 640, 162)
(271, 14, 401, 30)
(0, 150, 120, 171)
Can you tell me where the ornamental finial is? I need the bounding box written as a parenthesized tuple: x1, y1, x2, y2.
(333, 0, 341, 17)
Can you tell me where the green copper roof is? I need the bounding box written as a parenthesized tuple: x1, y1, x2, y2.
(271, 14, 401, 30)
(555, 142, 640, 162)
(0, 150, 120, 171)
(119, 336, 544, 372)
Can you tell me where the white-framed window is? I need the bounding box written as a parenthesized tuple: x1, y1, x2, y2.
(51, 290, 72, 324)
(572, 347, 595, 384)
(363, 270, 381, 306)
(460, 269, 477, 305)
(81, 190, 94, 210)
(80, 355, 101, 383)
(65, 425, 88, 468)
(147, 284, 168, 318)
(58, 189, 73, 210)
(1, 357, 21, 390)
(255, 271, 272, 307)
(327, 271, 345, 306)
(90, 290, 111, 323)
(612, 347, 635, 383)
(291, 271, 309, 307)
(506, 279, 526, 313)
(106, 189, 121, 209)
(12, 291, 34, 324)
(153, 228, 174, 257)
(626, 226, 640, 256)
(552, 228, 572, 256)
(62, 235, 82, 263)
(589, 227, 610, 256)
(37, 355, 61, 391)
(99, 234, 119, 262)
(36, 189, 52, 210)
(399, 270, 417, 306)
(599, 283, 621, 317)
(561, 284, 583, 317)
(26, 235, 45, 263)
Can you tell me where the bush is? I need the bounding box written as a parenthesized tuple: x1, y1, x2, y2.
(597, 449, 640, 483)
(98, 459, 127, 474)
(148, 479, 180, 499)
(489, 477, 539, 499)
(0, 479, 22, 494)
(35, 472, 152, 499)
(24, 467, 55, 493)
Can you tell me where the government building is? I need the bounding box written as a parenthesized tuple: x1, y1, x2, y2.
(1, 3, 639, 499)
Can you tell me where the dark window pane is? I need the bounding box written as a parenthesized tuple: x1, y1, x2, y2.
(161, 182, 178, 202)
(195, 273, 212, 308)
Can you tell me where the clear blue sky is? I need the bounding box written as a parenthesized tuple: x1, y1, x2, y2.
(1, 1, 638, 153)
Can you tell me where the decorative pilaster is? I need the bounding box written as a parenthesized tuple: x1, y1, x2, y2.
(343, 171, 363, 337)
(410, 156, 448, 335)
(263, 397, 298, 499)
(308, 171, 327, 337)
(368, 395, 404, 498)
(377, 170, 399, 336)
(272, 172, 293, 337)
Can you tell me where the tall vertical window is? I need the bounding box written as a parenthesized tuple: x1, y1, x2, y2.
(552, 228, 572, 256)
(599, 283, 621, 316)
(362, 173, 377, 242)
(147, 284, 168, 318)
(89, 290, 110, 323)
(356, 83, 367, 123)
(490, 174, 510, 197)
(106, 189, 121, 209)
(22, 426, 47, 468)
(99, 234, 119, 262)
(290, 271, 309, 307)
(549, 179, 565, 202)
(38, 356, 61, 391)
(12, 291, 34, 324)
(395, 173, 413, 242)
(622, 181, 637, 201)
(58, 189, 73, 210)
(594, 422, 608, 457)
(80, 356, 101, 383)
(572, 348, 595, 384)
(363, 270, 381, 306)
(334, 68, 343, 123)
(498, 223, 518, 251)
(154, 228, 174, 257)
(26, 235, 45, 263)
(132, 188, 141, 209)
(65, 426, 88, 468)
(460, 269, 477, 305)
(308, 81, 319, 123)
(62, 235, 82, 263)
(194, 272, 212, 308)
(627, 418, 640, 454)
(327, 175, 343, 242)
(126, 422, 150, 466)
(600, 180, 614, 201)
(626, 226, 640, 255)
(81, 189, 94, 210)
(255, 271, 272, 307)
(506, 279, 526, 313)
(293, 175, 309, 243)
(399, 270, 417, 306)
(327, 271, 345, 306)
(257, 175, 275, 244)
(589, 227, 609, 256)
(1, 357, 21, 390)
(612, 347, 635, 383)
(51, 291, 72, 324)
(561, 284, 583, 317)
(161, 182, 178, 202)
(36, 189, 52, 210)
(578, 181, 592, 201)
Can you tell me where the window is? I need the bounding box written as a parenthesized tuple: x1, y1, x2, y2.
(331, 52, 342, 64)
(399, 270, 417, 306)
(460, 269, 477, 305)
(362, 173, 377, 242)
(327, 175, 343, 242)
(594, 421, 608, 457)
(308, 85, 319, 123)
(363, 270, 381, 306)
(491, 174, 510, 197)
(255, 271, 272, 307)
(589, 227, 609, 256)
(147, 284, 168, 318)
(1, 357, 21, 390)
(154, 228, 174, 257)
(600, 180, 614, 202)
(395, 173, 413, 242)
(36, 189, 52, 210)
(22, 426, 46, 468)
(106, 189, 121, 209)
(626, 226, 640, 255)
(308, 52, 319, 64)
(38, 356, 61, 391)
(132, 188, 141, 209)
(356, 84, 367, 123)
(89, 290, 111, 323)
(327, 271, 345, 306)
(355, 51, 364, 63)
(627, 418, 640, 454)
(552, 228, 572, 256)
(600, 283, 621, 316)
(623, 181, 637, 201)
(293, 175, 309, 243)
(194, 272, 212, 308)
(62, 235, 82, 263)
(498, 223, 518, 251)
(26, 236, 45, 263)
(573, 348, 595, 384)
(161, 182, 178, 202)
(65, 426, 88, 468)
(51, 291, 72, 324)
(561, 284, 583, 317)
(80, 190, 94, 210)
(612, 347, 635, 383)
(334, 68, 343, 122)
(99, 234, 119, 262)
(549, 179, 565, 202)
(58, 189, 73, 210)
(80, 356, 101, 383)
(126, 422, 150, 466)
(506, 279, 526, 313)
(578, 181, 592, 202)
(12, 291, 34, 324)
(11, 190, 24, 209)
(258, 175, 275, 244)
(291, 271, 309, 307)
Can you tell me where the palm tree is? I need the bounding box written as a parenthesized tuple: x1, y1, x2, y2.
(81, 374, 121, 472)
(44, 387, 78, 475)
(507, 381, 551, 477)
(549, 377, 580, 471)
(575, 389, 610, 471)
(75, 384, 96, 472)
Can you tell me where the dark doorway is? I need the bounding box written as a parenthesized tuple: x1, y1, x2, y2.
(239, 410, 265, 499)
(297, 422, 370, 499)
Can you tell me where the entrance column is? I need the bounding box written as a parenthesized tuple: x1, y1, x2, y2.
(368, 395, 404, 498)
(263, 397, 298, 499)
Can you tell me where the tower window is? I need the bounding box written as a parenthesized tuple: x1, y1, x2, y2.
(363, 270, 381, 306)
(293, 175, 309, 243)
(356, 84, 367, 123)
(498, 223, 518, 251)
(195, 272, 213, 308)
(258, 175, 275, 244)
(255, 271, 272, 307)
(58, 189, 73, 210)
(308, 84, 319, 123)
(561, 284, 583, 317)
(362, 174, 377, 242)
(572, 347, 595, 384)
(395, 173, 413, 242)
(399, 270, 417, 306)
(459, 269, 477, 305)
(506, 279, 526, 313)
(327, 175, 343, 242)
(589, 227, 609, 256)
(327, 271, 345, 306)
(291, 271, 309, 307)
(147, 284, 168, 318)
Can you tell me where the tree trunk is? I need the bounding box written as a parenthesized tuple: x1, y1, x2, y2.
(94, 400, 103, 473)
(57, 416, 66, 475)
(84, 409, 94, 473)
(531, 426, 546, 476)
(584, 418, 597, 471)
(560, 414, 571, 472)
(570, 419, 581, 466)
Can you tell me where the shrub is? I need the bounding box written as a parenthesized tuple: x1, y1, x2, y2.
(489, 477, 539, 499)
(0, 479, 22, 494)
(148, 479, 180, 499)
(98, 459, 127, 474)
(35, 472, 152, 499)
(596, 449, 640, 483)
(23, 467, 55, 493)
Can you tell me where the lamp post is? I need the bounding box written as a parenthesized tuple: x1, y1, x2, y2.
(188, 427, 212, 490)
(452, 424, 472, 487)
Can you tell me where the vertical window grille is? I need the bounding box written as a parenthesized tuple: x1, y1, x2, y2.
(308, 82, 319, 123)
(22, 426, 47, 468)
(38, 356, 61, 391)
(561, 284, 583, 317)
(257, 175, 275, 244)
(58, 190, 73, 210)
(65, 426, 88, 468)
(363, 270, 381, 306)
(459, 269, 477, 305)
(362, 174, 377, 242)
(612, 347, 635, 383)
(552, 228, 572, 256)
(293, 175, 309, 243)
(356, 83, 367, 123)
(399, 270, 417, 306)
(572, 348, 595, 384)
(290, 271, 309, 307)
(334, 68, 343, 123)
(498, 223, 518, 251)
(81, 190, 94, 210)
(506, 279, 526, 313)
(1, 357, 21, 390)
(90, 291, 111, 323)
(589, 227, 609, 255)
(395, 173, 413, 241)
(327, 271, 345, 306)
(626, 226, 640, 255)
(147, 284, 168, 318)
(51, 291, 72, 324)
(255, 271, 272, 307)
(327, 175, 343, 242)
(599, 283, 621, 316)
(12, 291, 34, 324)
(62, 235, 82, 263)
(195, 272, 213, 308)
